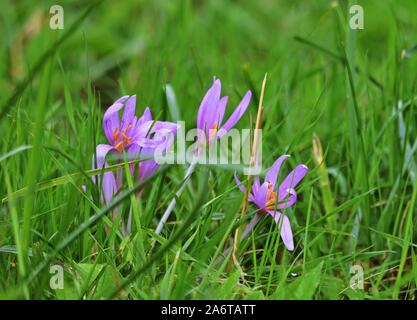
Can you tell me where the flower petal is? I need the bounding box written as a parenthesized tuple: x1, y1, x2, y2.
(253, 177, 261, 193)
(205, 94, 226, 134)
(134, 120, 178, 148)
(137, 107, 153, 126)
(218, 90, 251, 136)
(92, 144, 115, 186)
(103, 96, 129, 144)
(197, 79, 221, 131)
(121, 95, 136, 129)
(265, 155, 290, 188)
(277, 188, 297, 209)
(279, 164, 308, 197)
(253, 182, 269, 208)
(273, 213, 294, 251)
(234, 171, 245, 192)
(102, 167, 117, 205)
(214, 96, 228, 128)
(127, 144, 159, 183)
(93, 144, 115, 170)
(138, 159, 159, 182)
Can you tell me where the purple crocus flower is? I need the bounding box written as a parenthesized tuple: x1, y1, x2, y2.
(234, 155, 308, 251)
(98, 95, 171, 158)
(196, 78, 252, 147)
(92, 95, 178, 233)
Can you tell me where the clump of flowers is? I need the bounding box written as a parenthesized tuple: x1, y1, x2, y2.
(92, 95, 178, 234)
(89, 78, 308, 254)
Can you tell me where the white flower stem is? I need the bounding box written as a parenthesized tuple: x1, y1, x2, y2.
(154, 161, 197, 236)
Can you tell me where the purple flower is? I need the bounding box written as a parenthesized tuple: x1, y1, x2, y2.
(196, 78, 251, 146)
(101, 95, 169, 154)
(92, 96, 178, 232)
(234, 155, 308, 251)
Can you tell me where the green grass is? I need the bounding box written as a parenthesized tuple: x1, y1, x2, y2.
(1, 0, 417, 299)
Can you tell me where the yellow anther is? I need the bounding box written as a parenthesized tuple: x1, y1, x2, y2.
(265, 191, 277, 209)
(115, 141, 124, 152)
(113, 125, 133, 151)
(113, 127, 120, 141)
(123, 124, 132, 133)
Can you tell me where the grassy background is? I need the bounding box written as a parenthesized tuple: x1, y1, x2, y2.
(1, 0, 417, 299)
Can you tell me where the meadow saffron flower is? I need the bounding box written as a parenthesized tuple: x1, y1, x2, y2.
(234, 155, 308, 251)
(94, 95, 178, 180)
(99, 95, 174, 156)
(196, 78, 252, 147)
(93, 95, 178, 234)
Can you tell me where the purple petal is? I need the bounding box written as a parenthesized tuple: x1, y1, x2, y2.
(126, 143, 142, 158)
(214, 96, 228, 128)
(92, 144, 114, 187)
(218, 90, 251, 137)
(234, 172, 245, 192)
(253, 182, 269, 209)
(197, 79, 221, 131)
(136, 120, 155, 138)
(265, 155, 290, 188)
(102, 96, 129, 144)
(279, 164, 308, 197)
(153, 121, 179, 136)
(273, 213, 294, 251)
(93, 144, 115, 170)
(206, 95, 227, 135)
(121, 95, 136, 129)
(138, 159, 159, 182)
(154, 127, 178, 152)
(134, 120, 178, 148)
(277, 188, 297, 209)
(128, 144, 159, 183)
(128, 120, 178, 162)
(102, 167, 117, 205)
(253, 177, 261, 193)
(132, 137, 162, 149)
(137, 107, 153, 126)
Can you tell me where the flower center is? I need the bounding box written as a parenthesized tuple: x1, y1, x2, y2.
(265, 182, 277, 209)
(113, 125, 132, 152)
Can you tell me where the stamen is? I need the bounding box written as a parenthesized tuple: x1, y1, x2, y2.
(265, 191, 277, 209)
(115, 141, 124, 152)
(123, 125, 132, 134)
(113, 125, 133, 151)
(112, 127, 120, 141)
